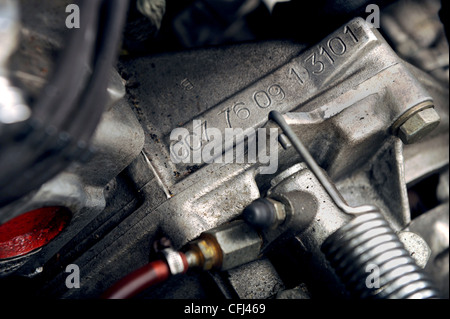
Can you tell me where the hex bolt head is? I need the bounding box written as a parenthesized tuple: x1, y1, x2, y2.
(398, 108, 440, 144)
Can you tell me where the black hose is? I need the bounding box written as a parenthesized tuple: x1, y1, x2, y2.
(67, 0, 130, 141)
(0, 0, 129, 207)
(33, 0, 101, 124)
(0, 0, 100, 188)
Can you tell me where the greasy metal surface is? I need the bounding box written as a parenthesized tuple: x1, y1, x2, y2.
(174, 18, 431, 175)
(227, 258, 285, 299)
(402, 63, 449, 187)
(269, 110, 379, 215)
(276, 284, 311, 299)
(267, 163, 351, 298)
(102, 18, 437, 257)
(47, 13, 445, 293)
(5, 10, 446, 299)
(125, 18, 433, 192)
(39, 38, 306, 297)
(409, 202, 449, 298)
(0, 97, 145, 276)
(270, 60, 433, 182)
(123, 39, 307, 190)
(336, 137, 411, 230)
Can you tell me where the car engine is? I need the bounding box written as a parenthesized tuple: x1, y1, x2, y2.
(0, 0, 448, 300)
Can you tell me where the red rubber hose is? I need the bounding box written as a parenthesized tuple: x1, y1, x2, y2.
(101, 260, 170, 299)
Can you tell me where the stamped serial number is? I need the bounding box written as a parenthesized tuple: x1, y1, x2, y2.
(289, 24, 359, 85)
(169, 23, 363, 162)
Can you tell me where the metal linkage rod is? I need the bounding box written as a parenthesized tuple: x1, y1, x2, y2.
(269, 111, 378, 215)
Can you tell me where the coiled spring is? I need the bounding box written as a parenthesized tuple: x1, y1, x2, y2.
(270, 111, 440, 299)
(322, 211, 439, 299)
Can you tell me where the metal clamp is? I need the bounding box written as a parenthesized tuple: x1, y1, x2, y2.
(161, 248, 186, 276)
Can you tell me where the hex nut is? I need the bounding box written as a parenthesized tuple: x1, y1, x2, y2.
(266, 198, 286, 228)
(203, 220, 262, 271)
(398, 108, 440, 144)
(186, 237, 222, 271)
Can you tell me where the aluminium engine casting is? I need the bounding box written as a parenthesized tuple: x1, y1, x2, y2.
(0, 0, 448, 299)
